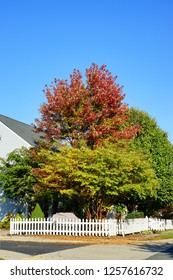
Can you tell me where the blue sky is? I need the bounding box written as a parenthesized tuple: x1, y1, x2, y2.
(1, 0, 173, 143)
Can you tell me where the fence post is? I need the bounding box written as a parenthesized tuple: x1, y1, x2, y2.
(117, 219, 125, 236)
(10, 218, 13, 235)
(122, 220, 125, 236)
(145, 216, 149, 231)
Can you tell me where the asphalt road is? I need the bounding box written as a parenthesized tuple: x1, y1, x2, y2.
(0, 240, 86, 256)
(146, 246, 173, 260)
(1, 240, 173, 260)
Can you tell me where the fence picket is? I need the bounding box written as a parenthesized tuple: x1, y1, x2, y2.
(9, 217, 173, 236)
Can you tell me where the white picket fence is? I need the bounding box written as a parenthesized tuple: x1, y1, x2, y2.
(10, 218, 117, 237)
(10, 217, 173, 237)
(165, 219, 173, 230)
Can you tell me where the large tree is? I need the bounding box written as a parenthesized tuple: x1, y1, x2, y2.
(129, 108, 173, 214)
(35, 64, 140, 148)
(32, 143, 159, 219)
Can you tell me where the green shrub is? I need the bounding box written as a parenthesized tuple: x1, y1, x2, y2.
(0, 217, 10, 229)
(15, 213, 26, 220)
(142, 230, 153, 235)
(0, 212, 15, 229)
(30, 203, 44, 220)
(0, 212, 26, 229)
(126, 211, 144, 219)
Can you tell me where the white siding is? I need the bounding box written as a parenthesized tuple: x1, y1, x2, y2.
(0, 121, 31, 158)
(0, 121, 31, 220)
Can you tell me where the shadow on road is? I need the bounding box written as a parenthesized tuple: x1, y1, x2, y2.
(133, 242, 173, 260)
(0, 241, 88, 256)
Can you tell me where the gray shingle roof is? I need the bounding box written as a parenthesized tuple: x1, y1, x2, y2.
(0, 114, 41, 146)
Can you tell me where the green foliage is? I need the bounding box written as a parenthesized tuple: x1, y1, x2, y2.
(141, 230, 153, 235)
(32, 142, 159, 219)
(0, 212, 13, 229)
(126, 212, 144, 219)
(0, 147, 36, 206)
(115, 203, 127, 219)
(0, 217, 10, 229)
(0, 213, 26, 229)
(30, 203, 44, 219)
(129, 108, 173, 213)
(0, 147, 55, 216)
(14, 213, 26, 220)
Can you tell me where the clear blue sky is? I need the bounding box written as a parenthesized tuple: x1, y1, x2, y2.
(1, 0, 173, 143)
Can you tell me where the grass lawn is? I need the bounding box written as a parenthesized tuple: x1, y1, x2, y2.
(151, 231, 173, 240)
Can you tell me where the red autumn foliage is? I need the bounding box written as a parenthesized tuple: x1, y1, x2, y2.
(35, 63, 140, 147)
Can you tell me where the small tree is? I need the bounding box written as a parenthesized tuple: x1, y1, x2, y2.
(0, 147, 36, 214)
(30, 203, 44, 219)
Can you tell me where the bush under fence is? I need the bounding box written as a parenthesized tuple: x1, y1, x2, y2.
(10, 217, 173, 237)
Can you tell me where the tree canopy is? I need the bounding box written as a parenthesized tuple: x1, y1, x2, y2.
(0, 148, 36, 208)
(35, 64, 140, 148)
(2, 65, 172, 219)
(129, 108, 173, 213)
(32, 143, 159, 219)
(0, 147, 57, 216)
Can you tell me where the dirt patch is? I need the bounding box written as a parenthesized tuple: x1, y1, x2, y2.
(15, 233, 158, 245)
(1, 229, 173, 245)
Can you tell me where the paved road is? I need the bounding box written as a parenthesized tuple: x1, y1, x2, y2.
(147, 246, 173, 260)
(0, 240, 173, 260)
(0, 240, 86, 256)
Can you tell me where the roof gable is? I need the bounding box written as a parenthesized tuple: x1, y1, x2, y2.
(0, 114, 41, 146)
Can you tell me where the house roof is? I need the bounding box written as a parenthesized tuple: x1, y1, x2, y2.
(0, 114, 42, 146)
